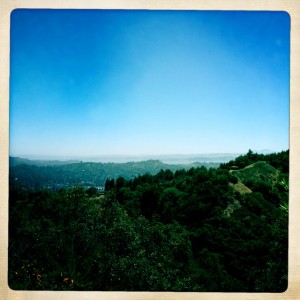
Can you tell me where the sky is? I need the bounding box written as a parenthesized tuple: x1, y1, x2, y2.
(10, 9, 290, 157)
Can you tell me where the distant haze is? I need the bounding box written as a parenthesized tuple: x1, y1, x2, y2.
(10, 10, 289, 157)
(13, 150, 275, 164)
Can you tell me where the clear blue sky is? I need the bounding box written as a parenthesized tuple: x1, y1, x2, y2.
(10, 9, 290, 157)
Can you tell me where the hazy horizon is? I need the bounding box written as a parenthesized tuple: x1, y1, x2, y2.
(9, 145, 288, 163)
(10, 10, 290, 157)
(10, 149, 283, 164)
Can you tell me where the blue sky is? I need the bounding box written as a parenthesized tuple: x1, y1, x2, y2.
(10, 10, 290, 157)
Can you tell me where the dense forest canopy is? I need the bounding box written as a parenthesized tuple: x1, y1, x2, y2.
(9, 150, 288, 291)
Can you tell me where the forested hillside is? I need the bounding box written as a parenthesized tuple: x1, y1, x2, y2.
(9, 150, 288, 291)
(9, 158, 220, 189)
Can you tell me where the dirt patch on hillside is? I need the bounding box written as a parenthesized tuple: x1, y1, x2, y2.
(91, 195, 105, 200)
(229, 181, 252, 194)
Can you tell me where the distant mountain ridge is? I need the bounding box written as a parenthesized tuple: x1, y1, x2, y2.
(9, 156, 80, 167)
(10, 152, 244, 166)
(9, 158, 220, 189)
(9, 149, 285, 190)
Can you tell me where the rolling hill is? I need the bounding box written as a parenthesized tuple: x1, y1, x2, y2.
(9, 157, 220, 189)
